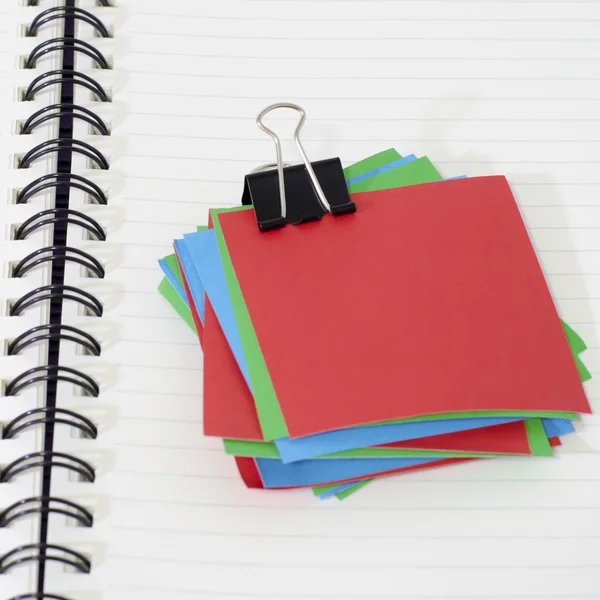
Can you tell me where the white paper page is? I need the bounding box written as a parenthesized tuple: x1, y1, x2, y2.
(47, 1, 600, 599)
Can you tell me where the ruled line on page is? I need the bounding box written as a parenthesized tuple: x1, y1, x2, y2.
(113, 591, 600, 600)
(99, 555, 600, 568)
(128, 32, 600, 42)
(106, 493, 600, 508)
(120, 72, 600, 81)
(119, 174, 600, 185)
(105, 589, 600, 600)
(100, 494, 600, 511)
(126, 14, 600, 22)
(125, 51, 600, 61)
(82, 524, 600, 540)
(124, 132, 600, 140)
(120, 197, 600, 208)
(105, 585, 598, 600)
(119, 94, 600, 101)
(118, 152, 600, 161)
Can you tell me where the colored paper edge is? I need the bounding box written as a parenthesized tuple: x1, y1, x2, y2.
(524, 418, 553, 457)
(345, 154, 417, 187)
(222, 416, 554, 459)
(346, 155, 443, 193)
(341, 148, 402, 181)
(159, 258, 186, 302)
(328, 431, 567, 501)
(562, 320, 587, 354)
(320, 423, 571, 500)
(336, 479, 372, 500)
(158, 277, 196, 332)
(574, 354, 592, 382)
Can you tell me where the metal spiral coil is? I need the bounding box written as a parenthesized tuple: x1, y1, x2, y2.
(11, 246, 106, 279)
(3, 4, 112, 599)
(0, 497, 94, 529)
(13, 209, 106, 242)
(0, 544, 91, 576)
(9, 285, 104, 318)
(7, 325, 101, 357)
(17, 174, 108, 206)
(2, 407, 98, 441)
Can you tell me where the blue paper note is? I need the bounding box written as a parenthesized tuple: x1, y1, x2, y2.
(173, 238, 205, 321)
(182, 229, 252, 388)
(318, 481, 359, 500)
(319, 418, 576, 499)
(256, 455, 444, 488)
(273, 416, 526, 463)
(541, 418, 575, 438)
(159, 258, 187, 302)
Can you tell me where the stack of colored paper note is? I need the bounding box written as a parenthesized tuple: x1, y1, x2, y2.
(158, 149, 592, 500)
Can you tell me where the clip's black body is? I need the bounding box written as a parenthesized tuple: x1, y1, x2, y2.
(242, 157, 356, 232)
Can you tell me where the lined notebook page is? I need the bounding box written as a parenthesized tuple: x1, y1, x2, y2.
(48, 1, 600, 599)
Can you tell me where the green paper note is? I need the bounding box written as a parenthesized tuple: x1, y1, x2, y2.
(347, 156, 443, 194)
(562, 321, 587, 355)
(158, 277, 196, 332)
(574, 354, 592, 382)
(342, 148, 402, 181)
(157, 225, 209, 329)
(313, 479, 372, 499)
(163, 253, 185, 289)
(336, 479, 372, 500)
(525, 419, 554, 457)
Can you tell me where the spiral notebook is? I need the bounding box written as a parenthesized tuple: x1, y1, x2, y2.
(1, 1, 599, 599)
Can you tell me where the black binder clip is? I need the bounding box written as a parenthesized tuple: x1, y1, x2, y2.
(242, 103, 356, 232)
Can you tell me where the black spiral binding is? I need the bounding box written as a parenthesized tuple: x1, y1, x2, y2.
(2, 3, 111, 599)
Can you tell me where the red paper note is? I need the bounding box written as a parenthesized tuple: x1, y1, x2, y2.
(198, 284, 554, 454)
(378, 420, 532, 454)
(218, 176, 590, 437)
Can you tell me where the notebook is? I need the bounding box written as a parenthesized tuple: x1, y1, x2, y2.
(0, 1, 599, 599)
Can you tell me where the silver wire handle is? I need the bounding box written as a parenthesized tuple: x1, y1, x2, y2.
(256, 102, 331, 219)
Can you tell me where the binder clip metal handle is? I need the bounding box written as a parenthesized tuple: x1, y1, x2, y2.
(256, 103, 331, 219)
(242, 103, 356, 232)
